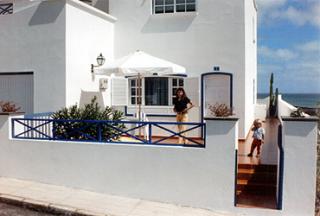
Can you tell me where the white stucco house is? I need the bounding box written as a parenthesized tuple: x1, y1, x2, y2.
(0, 1, 318, 215)
(0, 0, 257, 139)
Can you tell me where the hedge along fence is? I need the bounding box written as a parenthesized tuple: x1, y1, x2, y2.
(52, 97, 125, 141)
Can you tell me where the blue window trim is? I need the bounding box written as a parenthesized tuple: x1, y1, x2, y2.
(125, 74, 187, 78)
(200, 72, 233, 123)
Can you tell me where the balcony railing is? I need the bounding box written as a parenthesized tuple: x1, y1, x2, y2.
(12, 115, 206, 148)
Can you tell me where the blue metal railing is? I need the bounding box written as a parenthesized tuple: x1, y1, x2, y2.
(11, 117, 206, 148)
(277, 123, 284, 210)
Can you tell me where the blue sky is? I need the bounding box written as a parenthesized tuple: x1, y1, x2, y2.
(256, 0, 320, 93)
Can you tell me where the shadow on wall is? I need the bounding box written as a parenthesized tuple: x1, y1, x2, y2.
(141, 14, 196, 33)
(92, 0, 109, 13)
(79, 90, 105, 108)
(29, 1, 64, 26)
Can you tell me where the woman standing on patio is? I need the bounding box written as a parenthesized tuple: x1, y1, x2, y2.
(173, 88, 194, 144)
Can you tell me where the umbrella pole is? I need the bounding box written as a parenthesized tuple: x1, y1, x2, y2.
(138, 73, 142, 138)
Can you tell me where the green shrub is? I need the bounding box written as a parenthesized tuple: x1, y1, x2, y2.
(52, 97, 125, 141)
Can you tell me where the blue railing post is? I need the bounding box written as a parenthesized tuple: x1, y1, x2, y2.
(203, 123, 206, 147)
(11, 119, 15, 138)
(277, 124, 284, 210)
(148, 123, 152, 144)
(98, 122, 102, 142)
(52, 121, 56, 140)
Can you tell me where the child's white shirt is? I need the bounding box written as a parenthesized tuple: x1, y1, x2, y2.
(253, 127, 265, 140)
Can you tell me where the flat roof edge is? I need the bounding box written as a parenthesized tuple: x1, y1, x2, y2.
(66, 0, 117, 23)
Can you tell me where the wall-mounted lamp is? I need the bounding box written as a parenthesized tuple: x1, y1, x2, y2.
(91, 53, 105, 73)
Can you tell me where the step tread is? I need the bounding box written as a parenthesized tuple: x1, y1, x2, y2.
(238, 164, 277, 172)
(237, 179, 276, 186)
(238, 168, 255, 174)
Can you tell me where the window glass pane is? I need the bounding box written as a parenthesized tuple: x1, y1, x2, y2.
(176, 0, 185, 4)
(179, 79, 184, 86)
(172, 78, 177, 86)
(155, 0, 164, 5)
(186, 0, 195, 3)
(186, 4, 196, 11)
(176, 4, 186, 12)
(131, 79, 136, 87)
(155, 6, 164, 13)
(165, 6, 174, 13)
(145, 77, 168, 105)
(165, 0, 174, 4)
(131, 88, 136, 96)
(131, 97, 136, 105)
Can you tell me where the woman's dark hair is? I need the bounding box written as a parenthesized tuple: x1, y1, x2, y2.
(175, 88, 187, 99)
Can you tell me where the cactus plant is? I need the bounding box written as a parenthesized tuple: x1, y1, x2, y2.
(268, 73, 278, 117)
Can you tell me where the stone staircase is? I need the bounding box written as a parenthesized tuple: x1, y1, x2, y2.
(236, 163, 277, 208)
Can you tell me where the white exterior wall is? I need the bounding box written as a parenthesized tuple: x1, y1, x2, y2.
(0, 115, 238, 212)
(0, 0, 116, 112)
(0, 0, 66, 112)
(65, 0, 116, 108)
(244, 0, 258, 137)
(108, 0, 255, 138)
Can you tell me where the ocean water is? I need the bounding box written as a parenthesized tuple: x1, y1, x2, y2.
(258, 93, 320, 108)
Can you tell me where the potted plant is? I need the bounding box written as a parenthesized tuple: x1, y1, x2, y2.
(0, 101, 21, 113)
(208, 103, 233, 117)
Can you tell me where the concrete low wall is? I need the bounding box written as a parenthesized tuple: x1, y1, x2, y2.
(0, 115, 238, 212)
(281, 117, 318, 216)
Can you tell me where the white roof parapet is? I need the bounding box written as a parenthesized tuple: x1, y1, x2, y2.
(66, 0, 117, 23)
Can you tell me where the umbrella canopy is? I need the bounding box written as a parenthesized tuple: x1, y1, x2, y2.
(95, 50, 186, 76)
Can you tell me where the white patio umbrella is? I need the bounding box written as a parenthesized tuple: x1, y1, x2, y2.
(95, 50, 186, 76)
(95, 50, 186, 137)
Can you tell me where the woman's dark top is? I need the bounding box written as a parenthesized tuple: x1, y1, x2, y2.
(174, 97, 191, 113)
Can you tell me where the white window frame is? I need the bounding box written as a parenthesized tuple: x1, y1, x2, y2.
(129, 78, 143, 106)
(152, 0, 197, 14)
(128, 76, 185, 106)
(171, 77, 184, 105)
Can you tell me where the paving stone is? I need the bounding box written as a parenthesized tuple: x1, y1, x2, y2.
(0, 177, 235, 216)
